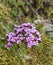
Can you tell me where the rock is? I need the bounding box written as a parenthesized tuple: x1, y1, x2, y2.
(24, 55, 30, 60)
(43, 23, 53, 39)
(34, 19, 42, 24)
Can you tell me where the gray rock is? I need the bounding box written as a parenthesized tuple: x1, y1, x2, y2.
(24, 55, 30, 60)
(34, 19, 42, 24)
(43, 23, 53, 39)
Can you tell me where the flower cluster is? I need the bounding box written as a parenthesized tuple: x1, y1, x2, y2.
(5, 23, 41, 48)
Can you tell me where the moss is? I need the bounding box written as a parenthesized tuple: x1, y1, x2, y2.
(0, 48, 19, 65)
(0, 3, 11, 21)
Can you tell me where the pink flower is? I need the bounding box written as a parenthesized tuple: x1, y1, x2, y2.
(5, 23, 41, 48)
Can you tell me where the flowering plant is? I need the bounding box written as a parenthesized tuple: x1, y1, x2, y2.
(5, 23, 41, 48)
